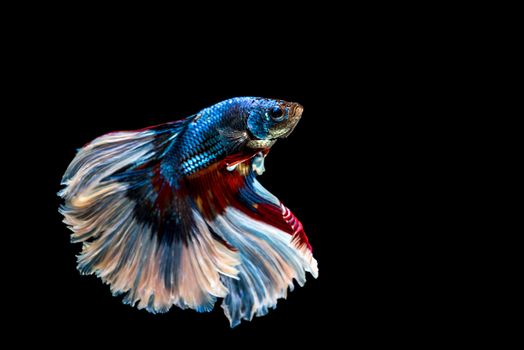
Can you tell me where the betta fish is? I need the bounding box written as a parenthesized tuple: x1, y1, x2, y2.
(58, 97, 318, 327)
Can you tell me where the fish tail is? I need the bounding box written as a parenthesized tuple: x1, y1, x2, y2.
(58, 120, 240, 313)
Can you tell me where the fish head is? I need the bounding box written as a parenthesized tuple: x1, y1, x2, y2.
(244, 97, 303, 149)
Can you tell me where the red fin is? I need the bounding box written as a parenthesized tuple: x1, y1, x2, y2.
(185, 162, 247, 219)
(185, 156, 312, 252)
(250, 203, 312, 252)
(282, 205, 313, 252)
(152, 163, 174, 212)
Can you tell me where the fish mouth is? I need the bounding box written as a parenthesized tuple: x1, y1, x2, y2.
(269, 102, 304, 139)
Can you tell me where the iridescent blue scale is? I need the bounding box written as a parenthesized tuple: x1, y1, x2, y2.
(164, 98, 247, 178)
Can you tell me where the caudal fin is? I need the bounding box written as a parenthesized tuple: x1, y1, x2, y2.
(59, 120, 240, 312)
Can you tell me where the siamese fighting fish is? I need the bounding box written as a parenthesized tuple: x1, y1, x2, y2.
(59, 97, 318, 327)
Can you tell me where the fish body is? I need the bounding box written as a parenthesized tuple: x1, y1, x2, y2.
(59, 97, 317, 327)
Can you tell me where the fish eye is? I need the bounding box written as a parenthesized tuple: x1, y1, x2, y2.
(268, 107, 284, 121)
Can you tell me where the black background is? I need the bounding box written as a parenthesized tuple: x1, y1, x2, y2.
(14, 10, 440, 345)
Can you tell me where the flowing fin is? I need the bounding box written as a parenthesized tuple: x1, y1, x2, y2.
(59, 120, 316, 325)
(184, 157, 318, 327)
(58, 119, 240, 313)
